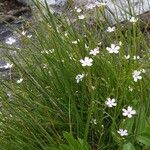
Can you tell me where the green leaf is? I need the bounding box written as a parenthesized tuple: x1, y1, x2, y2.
(59, 132, 91, 150)
(120, 118, 134, 133)
(123, 143, 135, 150)
(136, 127, 150, 146)
(137, 133, 150, 146)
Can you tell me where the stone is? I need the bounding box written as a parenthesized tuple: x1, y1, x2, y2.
(17, 0, 67, 6)
(73, 0, 150, 22)
(17, 0, 67, 14)
(17, 0, 149, 23)
(0, 0, 31, 23)
(0, 60, 12, 80)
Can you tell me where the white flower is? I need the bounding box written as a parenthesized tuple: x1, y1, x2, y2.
(27, 34, 32, 38)
(117, 129, 128, 137)
(17, 78, 23, 84)
(95, 2, 107, 7)
(78, 15, 85, 20)
(43, 64, 48, 69)
(132, 70, 142, 82)
(76, 8, 82, 13)
(122, 106, 136, 118)
(3, 63, 13, 69)
(86, 4, 96, 10)
(129, 17, 138, 23)
(140, 69, 146, 73)
(97, 42, 102, 46)
(80, 57, 93, 67)
(5, 37, 16, 45)
(41, 50, 49, 54)
(106, 44, 120, 54)
(86, 2, 106, 9)
(91, 86, 96, 90)
(124, 55, 130, 59)
(119, 41, 122, 46)
(90, 118, 97, 125)
(105, 98, 117, 108)
(85, 44, 89, 49)
(49, 49, 55, 53)
(106, 27, 115, 32)
(133, 55, 140, 60)
(72, 41, 78, 44)
(75, 74, 84, 83)
(72, 39, 80, 44)
(21, 30, 27, 35)
(89, 47, 100, 56)
(128, 86, 133, 92)
(64, 32, 68, 37)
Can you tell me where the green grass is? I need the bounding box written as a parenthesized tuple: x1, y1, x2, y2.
(0, 1, 150, 149)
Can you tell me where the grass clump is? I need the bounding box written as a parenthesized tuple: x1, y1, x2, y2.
(0, 1, 150, 149)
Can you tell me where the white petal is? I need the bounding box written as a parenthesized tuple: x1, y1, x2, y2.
(131, 110, 136, 115)
(127, 106, 133, 111)
(128, 114, 132, 118)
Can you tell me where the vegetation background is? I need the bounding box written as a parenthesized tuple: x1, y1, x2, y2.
(0, 0, 150, 149)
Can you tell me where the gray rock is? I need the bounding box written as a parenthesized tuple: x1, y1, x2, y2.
(73, 0, 150, 22)
(0, 60, 8, 72)
(17, 0, 33, 5)
(17, 0, 149, 22)
(17, 0, 67, 6)
(0, 60, 12, 80)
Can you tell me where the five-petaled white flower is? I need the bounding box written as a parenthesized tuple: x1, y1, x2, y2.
(106, 44, 120, 54)
(132, 70, 142, 82)
(75, 74, 84, 83)
(106, 26, 115, 32)
(117, 129, 128, 137)
(80, 57, 93, 67)
(122, 106, 136, 118)
(129, 17, 138, 23)
(17, 78, 23, 84)
(78, 15, 85, 20)
(105, 98, 117, 108)
(5, 37, 16, 45)
(89, 47, 100, 56)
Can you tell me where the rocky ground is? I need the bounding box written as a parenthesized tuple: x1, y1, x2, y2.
(0, 0, 31, 23)
(0, 0, 31, 42)
(0, 0, 31, 79)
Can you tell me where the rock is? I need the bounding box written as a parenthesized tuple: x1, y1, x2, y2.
(17, 0, 67, 6)
(17, 0, 149, 23)
(16, 0, 33, 5)
(73, 0, 150, 22)
(0, 60, 12, 80)
(17, 0, 67, 14)
(0, 0, 31, 23)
